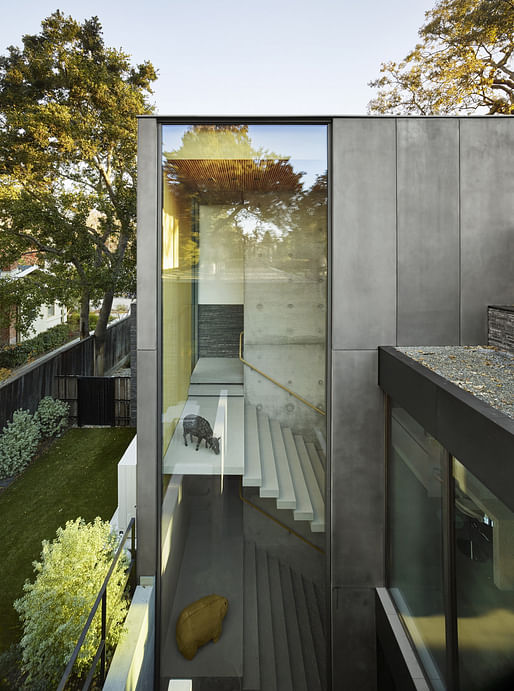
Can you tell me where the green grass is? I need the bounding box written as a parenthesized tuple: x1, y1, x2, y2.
(0, 427, 135, 654)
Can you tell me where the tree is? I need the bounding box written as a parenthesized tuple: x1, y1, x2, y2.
(368, 0, 514, 115)
(0, 12, 157, 372)
(14, 517, 129, 688)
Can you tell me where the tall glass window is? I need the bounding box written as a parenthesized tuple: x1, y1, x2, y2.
(159, 124, 328, 686)
(453, 458, 514, 690)
(389, 404, 447, 686)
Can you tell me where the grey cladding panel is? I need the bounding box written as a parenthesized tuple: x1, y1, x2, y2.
(331, 349, 384, 588)
(332, 118, 397, 350)
(137, 118, 159, 351)
(136, 348, 158, 576)
(460, 119, 514, 344)
(397, 118, 460, 346)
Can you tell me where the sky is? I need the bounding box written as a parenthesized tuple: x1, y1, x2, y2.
(1, 0, 432, 115)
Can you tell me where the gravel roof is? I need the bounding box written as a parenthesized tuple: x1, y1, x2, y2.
(396, 346, 514, 420)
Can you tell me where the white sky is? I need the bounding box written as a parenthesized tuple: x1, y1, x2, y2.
(1, 0, 432, 115)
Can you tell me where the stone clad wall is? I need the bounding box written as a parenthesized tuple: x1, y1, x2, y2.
(488, 306, 514, 353)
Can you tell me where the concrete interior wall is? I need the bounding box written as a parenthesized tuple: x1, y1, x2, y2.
(331, 116, 514, 691)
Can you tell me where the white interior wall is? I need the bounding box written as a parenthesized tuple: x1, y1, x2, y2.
(198, 205, 243, 305)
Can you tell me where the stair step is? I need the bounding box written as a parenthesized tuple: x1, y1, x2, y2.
(255, 549, 277, 691)
(306, 442, 325, 500)
(282, 429, 314, 521)
(291, 569, 323, 691)
(295, 436, 325, 533)
(279, 562, 309, 691)
(243, 542, 260, 691)
(314, 581, 327, 638)
(303, 577, 327, 689)
(270, 420, 296, 510)
(243, 405, 262, 487)
(314, 427, 327, 460)
(268, 556, 294, 691)
(257, 412, 279, 498)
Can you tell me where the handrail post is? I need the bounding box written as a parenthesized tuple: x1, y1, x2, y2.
(100, 590, 107, 683)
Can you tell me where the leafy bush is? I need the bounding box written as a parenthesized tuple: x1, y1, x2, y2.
(0, 323, 73, 369)
(0, 367, 12, 383)
(14, 517, 129, 688)
(34, 397, 69, 438)
(0, 410, 41, 479)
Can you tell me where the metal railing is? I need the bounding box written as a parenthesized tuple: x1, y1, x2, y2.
(57, 518, 136, 691)
(238, 331, 326, 416)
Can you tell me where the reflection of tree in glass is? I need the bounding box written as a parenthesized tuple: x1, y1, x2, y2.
(163, 125, 327, 281)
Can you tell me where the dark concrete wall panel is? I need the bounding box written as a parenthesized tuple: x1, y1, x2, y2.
(460, 119, 514, 344)
(332, 587, 377, 691)
(397, 118, 460, 345)
(332, 118, 397, 349)
(331, 349, 384, 588)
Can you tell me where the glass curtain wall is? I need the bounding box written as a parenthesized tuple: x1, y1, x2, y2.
(388, 403, 514, 690)
(159, 123, 328, 685)
(453, 458, 514, 691)
(389, 404, 447, 687)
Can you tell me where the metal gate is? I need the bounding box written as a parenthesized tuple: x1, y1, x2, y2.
(77, 376, 115, 426)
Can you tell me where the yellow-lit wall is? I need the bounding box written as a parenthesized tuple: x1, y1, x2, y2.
(162, 177, 195, 456)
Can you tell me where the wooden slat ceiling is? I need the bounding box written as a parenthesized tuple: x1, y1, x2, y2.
(164, 158, 302, 195)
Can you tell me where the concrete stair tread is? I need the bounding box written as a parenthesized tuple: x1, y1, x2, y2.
(291, 570, 323, 691)
(243, 404, 262, 487)
(295, 436, 325, 533)
(270, 420, 296, 510)
(306, 442, 325, 501)
(279, 562, 309, 691)
(255, 548, 277, 691)
(303, 576, 327, 689)
(243, 542, 260, 691)
(257, 411, 279, 498)
(268, 556, 294, 691)
(282, 428, 314, 521)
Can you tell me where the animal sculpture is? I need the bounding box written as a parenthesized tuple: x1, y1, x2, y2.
(176, 594, 229, 660)
(183, 414, 220, 454)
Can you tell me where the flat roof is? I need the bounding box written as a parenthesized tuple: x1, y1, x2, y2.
(378, 346, 514, 511)
(396, 346, 513, 420)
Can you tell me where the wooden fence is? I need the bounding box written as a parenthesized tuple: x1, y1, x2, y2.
(55, 375, 131, 427)
(0, 316, 132, 430)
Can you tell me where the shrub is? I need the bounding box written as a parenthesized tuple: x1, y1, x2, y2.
(0, 323, 73, 369)
(0, 409, 41, 479)
(0, 367, 12, 383)
(35, 397, 69, 439)
(14, 517, 129, 688)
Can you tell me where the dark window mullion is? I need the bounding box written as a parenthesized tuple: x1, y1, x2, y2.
(442, 452, 459, 689)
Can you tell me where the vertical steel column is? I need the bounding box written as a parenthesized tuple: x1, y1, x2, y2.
(442, 451, 459, 689)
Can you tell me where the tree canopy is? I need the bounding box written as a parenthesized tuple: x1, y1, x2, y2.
(368, 0, 514, 115)
(0, 12, 157, 371)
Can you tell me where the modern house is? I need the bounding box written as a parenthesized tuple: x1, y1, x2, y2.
(132, 116, 514, 690)
(0, 262, 67, 345)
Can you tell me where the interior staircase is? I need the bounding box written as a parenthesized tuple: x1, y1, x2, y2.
(243, 541, 327, 691)
(243, 403, 326, 533)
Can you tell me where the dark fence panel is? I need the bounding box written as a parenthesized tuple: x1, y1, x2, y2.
(78, 377, 115, 426)
(0, 317, 130, 430)
(103, 317, 131, 373)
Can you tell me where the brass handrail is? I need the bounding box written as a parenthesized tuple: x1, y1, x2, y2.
(238, 332, 325, 416)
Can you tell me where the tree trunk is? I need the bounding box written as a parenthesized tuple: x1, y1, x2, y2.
(94, 290, 114, 375)
(79, 292, 90, 340)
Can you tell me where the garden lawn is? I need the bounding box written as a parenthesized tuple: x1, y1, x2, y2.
(0, 427, 135, 653)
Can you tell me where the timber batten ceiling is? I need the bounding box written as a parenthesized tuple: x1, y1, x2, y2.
(163, 159, 302, 196)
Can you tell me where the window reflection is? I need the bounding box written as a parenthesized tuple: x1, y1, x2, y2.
(389, 405, 446, 686)
(453, 458, 514, 691)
